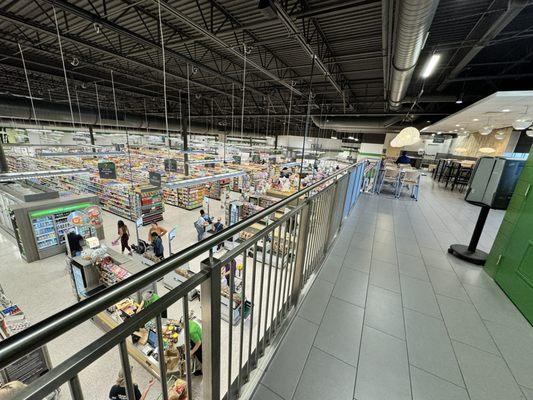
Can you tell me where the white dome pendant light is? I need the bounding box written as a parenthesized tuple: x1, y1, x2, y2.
(390, 127, 420, 147)
(512, 106, 532, 130)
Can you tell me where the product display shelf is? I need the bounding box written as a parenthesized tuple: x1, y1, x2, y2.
(134, 185, 164, 226)
(176, 185, 206, 210)
(208, 178, 231, 200)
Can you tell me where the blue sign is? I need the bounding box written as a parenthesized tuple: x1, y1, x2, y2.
(169, 228, 176, 242)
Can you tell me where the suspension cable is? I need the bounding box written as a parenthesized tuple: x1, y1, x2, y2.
(157, 0, 170, 148)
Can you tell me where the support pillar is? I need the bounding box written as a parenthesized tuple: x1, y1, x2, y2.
(0, 132, 8, 172)
(89, 125, 96, 158)
(182, 118, 190, 176)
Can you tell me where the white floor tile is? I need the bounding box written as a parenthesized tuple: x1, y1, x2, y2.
(314, 297, 364, 366)
(332, 267, 369, 308)
(293, 347, 356, 400)
(400, 275, 441, 318)
(453, 341, 524, 400)
(251, 384, 286, 400)
(369, 260, 400, 293)
(484, 320, 533, 388)
(411, 366, 469, 400)
(427, 267, 471, 303)
(364, 285, 405, 340)
(298, 278, 335, 325)
(355, 326, 411, 400)
(404, 309, 464, 387)
(398, 253, 429, 281)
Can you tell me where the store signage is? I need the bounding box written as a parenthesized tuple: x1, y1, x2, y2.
(169, 228, 176, 242)
(433, 136, 445, 143)
(149, 171, 162, 187)
(164, 159, 178, 172)
(135, 216, 143, 228)
(29, 202, 93, 219)
(233, 155, 241, 164)
(98, 161, 117, 179)
(3, 347, 50, 383)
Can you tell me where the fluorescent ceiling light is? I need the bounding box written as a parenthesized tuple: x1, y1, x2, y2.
(165, 171, 247, 189)
(0, 168, 90, 182)
(421, 54, 441, 78)
(501, 109, 510, 112)
(473, 118, 479, 121)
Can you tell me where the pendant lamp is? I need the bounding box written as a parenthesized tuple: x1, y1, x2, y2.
(526, 130, 533, 138)
(479, 126, 492, 135)
(479, 147, 496, 154)
(390, 127, 420, 147)
(512, 106, 532, 130)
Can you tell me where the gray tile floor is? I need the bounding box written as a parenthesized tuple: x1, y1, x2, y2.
(252, 178, 533, 400)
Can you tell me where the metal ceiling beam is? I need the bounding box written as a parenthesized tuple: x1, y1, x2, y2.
(152, 0, 303, 97)
(0, 10, 235, 98)
(437, 0, 531, 91)
(268, 1, 344, 97)
(40, 0, 265, 98)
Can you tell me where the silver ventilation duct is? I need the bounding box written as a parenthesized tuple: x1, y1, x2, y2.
(312, 116, 403, 134)
(0, 95, 240, 135)
(388, 0, 440, 110)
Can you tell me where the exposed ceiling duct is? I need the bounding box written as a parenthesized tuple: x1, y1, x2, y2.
(388, 0, 440, 110)
(312, 116, 404, 134)
(0, 95, 242, 135)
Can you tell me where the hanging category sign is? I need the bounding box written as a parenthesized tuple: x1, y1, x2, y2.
(164, 159, 178, 172)
(98, 161, 116, 179)
(149, 171, 162, 187)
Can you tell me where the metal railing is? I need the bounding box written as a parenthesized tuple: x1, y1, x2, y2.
(0, 161, 367, 400)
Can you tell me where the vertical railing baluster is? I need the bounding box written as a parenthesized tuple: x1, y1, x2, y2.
(200, 257, 221, 400)
(237, 249, 247, 394)
(182, 297, 193, 400)
(247, 242, 258, 376)
(118, 341, 136, 400)
(292, 204, 310, 305)
(275, 219, 289, 326)
(227, 256, 234, 400)
(269, 225, 282, 334)
(68, 374, 84, 400)
(263, 229, 275, 344)
(256, 234, 268, 362)
(156, 314, 169, 400)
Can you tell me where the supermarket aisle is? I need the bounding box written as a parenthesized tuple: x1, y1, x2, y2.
(0, 201, 226, 400)
(251, 177, 533, 400)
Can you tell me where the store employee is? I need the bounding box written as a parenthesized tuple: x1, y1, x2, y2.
(189, 319, 203, 376)
(67, 231, 84, 256)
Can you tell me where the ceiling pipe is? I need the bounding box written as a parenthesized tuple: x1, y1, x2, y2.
(0, 95, 250, 135)
(311, 116, 403, 134)
(388, 0, 440, 110)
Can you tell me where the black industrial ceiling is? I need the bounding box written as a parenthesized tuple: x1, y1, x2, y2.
(0, 0, 532, 136)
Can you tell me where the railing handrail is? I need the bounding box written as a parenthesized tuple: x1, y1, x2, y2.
(0, 162, 360, 369)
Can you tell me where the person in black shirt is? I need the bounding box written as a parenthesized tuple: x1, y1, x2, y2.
(109, 370, 154, 400)
(67, 231, 84, 256)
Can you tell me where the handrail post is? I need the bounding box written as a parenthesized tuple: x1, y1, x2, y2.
(201, 257, 221, 400)
(291, 202, 311, 306)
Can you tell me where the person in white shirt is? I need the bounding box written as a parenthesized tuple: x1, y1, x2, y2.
(194, 209, 209, 241)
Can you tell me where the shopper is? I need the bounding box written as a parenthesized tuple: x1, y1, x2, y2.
(213, 217, 224, 251)
(148, 222, 167, 243)
(109, 369, 155, 400)
(222, 258, 237, 292)
(168, 378, 188, 400)
(395, 151, 411, 165)
(280, 167, 291, 178)
(189, 319, 203, 376)
(0, 381, 26, 399)
(194, 210, 209, 241)
(67, 230, 84, 256)
(113, 220, 132, 256)
(151, 232, 164, 260)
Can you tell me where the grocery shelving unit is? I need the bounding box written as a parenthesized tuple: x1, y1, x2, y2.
(134, 185, 164, 226)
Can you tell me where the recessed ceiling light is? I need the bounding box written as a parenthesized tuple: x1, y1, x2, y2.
(501, 109, 510, 112)
(426, 120, 431, 123)
(454, 129, 458, 132)
(437, 131, 442, 135)
(455, 124, 460, 127)
(473, 118, 479, 121)
(460, 127, 465, 130)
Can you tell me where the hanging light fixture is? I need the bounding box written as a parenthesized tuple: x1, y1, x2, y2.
(512, 105, 532, 130)
(390, 127, 420, 147)
(495, 132, 505, 140)
(455, 147, 467, 153)
(526, 130, 533, 137)
(479, 147, 496, 154)
(479, 126, 492, 135)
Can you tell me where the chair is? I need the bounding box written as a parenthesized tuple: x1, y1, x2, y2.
(378, 167, 401, 197)
(398, 170, 421, 200)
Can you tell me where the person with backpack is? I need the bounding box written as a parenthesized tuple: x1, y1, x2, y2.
(194, 210, 209, 241)
(151, 231, 164, 260)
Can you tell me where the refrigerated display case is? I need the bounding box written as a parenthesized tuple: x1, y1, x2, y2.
(10, 195, 104, 262)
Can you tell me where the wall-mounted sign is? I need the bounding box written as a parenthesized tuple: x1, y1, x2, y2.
(149, 171, 162, 187)
(98, 161, 116, 179)
(433, 136, 445, 143)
